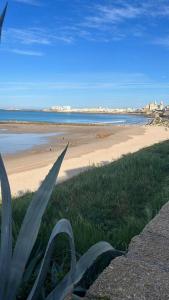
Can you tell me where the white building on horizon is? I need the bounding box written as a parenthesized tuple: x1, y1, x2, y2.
(51, 105, 71, 111)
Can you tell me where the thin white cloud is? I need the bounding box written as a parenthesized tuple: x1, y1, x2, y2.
(39, 1, 169, 45)
(153, 36, 169, 48)
(5, 28, 51, 45)
(82, 1, 169, 30)
(14, 0, 41, 6)
(0, 73, 168, 92)
(10, 49, 44, 56)
(4, 27, 74, 47)
(4, 0, 169, 50)
(84, 4, 141, 28)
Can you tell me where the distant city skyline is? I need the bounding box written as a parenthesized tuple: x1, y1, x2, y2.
(0, 0, 169, 108)
(0, 100, 166, 111)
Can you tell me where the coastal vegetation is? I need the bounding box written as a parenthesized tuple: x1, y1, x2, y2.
(0, 146, 115, 300)
(5, 139, 169, 298)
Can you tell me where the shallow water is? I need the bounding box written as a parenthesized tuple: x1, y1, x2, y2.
(0, 133, 58, 154)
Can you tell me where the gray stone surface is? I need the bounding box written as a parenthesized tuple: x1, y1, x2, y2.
(86, 202, 169, 300)
(87, 257, 169, 300)
(128, 231, 169, 270)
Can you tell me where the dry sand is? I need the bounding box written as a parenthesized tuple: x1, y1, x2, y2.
(1, 123, 169, 195)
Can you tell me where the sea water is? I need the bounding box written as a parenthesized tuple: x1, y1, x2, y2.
(0, 110, 148, 125)
(0, 133, 58, 154)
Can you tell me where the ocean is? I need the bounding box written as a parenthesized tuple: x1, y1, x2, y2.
(0, 110, 148, 125)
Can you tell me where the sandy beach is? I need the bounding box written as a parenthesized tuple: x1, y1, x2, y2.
(1, 123, 169, 195)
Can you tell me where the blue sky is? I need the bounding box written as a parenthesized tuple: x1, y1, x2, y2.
(0, 0, 169, 109)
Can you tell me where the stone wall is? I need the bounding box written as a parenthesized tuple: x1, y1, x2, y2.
(86, 201, 169, 300)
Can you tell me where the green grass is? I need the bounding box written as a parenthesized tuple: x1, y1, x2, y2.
(12, 140, 169, 253)
(8, 140, 169, 298)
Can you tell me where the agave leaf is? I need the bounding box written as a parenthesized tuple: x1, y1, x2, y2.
(6, 145, 68, 300)
(73, 286, 86, 298)
(0, 154, 12, 299)
(27, 219, 76, 300)
(73, 241, 114, 285)
(46, 271, 74, 300)
(23, 248, 43, 284)
(72, 295, 83, 300)
(0, 2, 8, 41)
(46, 242, 114, 300)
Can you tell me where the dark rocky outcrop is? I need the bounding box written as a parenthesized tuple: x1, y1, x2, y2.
(149, 112, 169, 127)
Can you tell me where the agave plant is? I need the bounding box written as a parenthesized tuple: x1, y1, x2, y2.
(0, 146, 117, 300)
(0, 2, 8, 40)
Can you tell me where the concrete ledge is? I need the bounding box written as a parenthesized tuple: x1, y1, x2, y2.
(86, 202, 169, 299)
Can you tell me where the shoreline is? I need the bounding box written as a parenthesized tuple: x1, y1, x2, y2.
(0, 109, 147, 116)
(1, 123, 169, 196)
(0, 119, 149, 126)
(0, 121, 145, 126)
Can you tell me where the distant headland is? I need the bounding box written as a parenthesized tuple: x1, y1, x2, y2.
(1, 101, 168, 117)
(42, 101, 167, 116)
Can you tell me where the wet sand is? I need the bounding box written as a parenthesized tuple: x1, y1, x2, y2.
(0, 123, 169, 195)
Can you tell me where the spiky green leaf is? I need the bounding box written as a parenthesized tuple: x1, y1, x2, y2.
(73, 241, 114, 285)
(6, 145, 68, 300)
(0, 154, 12, 299)
(27, 219, 76, 300)
(46, 242, 114, 300)
(0, 3, 8, 41)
